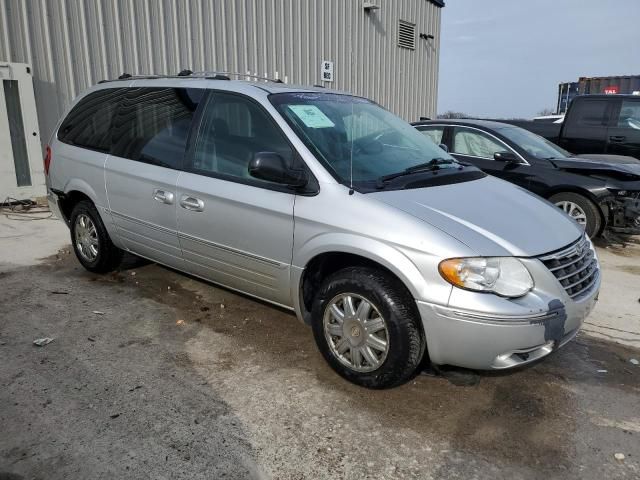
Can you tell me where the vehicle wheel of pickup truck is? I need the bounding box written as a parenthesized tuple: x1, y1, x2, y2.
(550, 192, 602, 239)
(70, 200, 123, 273)
(311, 266, 425, 389)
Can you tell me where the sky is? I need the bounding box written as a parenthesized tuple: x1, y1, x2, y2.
(437, 0, 640, 119)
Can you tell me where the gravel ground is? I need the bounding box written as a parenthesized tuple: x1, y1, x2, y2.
(1, 247, 639, 480)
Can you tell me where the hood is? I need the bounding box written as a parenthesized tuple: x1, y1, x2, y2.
(552, 156, 640, 180)
(576, 154, 640, 165)
(370, 176, 583, 257)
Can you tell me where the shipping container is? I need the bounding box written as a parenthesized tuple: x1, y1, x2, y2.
(557, 82, 579, 114)
(557, 75, 640, 113)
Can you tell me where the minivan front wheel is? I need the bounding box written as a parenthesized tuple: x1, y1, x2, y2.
(70, 200, 123, 273)
(311, 267, 425, 389)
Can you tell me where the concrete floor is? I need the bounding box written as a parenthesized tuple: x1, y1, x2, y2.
(1, 216, 639, 479)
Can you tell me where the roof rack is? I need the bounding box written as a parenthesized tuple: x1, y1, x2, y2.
(190, 71, 284, 83)
(98, 70, 285, 84)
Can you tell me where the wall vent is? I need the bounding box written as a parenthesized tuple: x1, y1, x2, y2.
(398, 20, 416, 50)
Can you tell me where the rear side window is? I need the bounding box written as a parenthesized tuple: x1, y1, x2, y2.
(572, 99, 609, 126)
(111, 88, 204, 169)
(58, 88, 126, 152)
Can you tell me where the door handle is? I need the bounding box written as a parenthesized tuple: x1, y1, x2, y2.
(153, 189, 174, 205)
(180, 195, 205, 212)
(609, 135, 626, 142)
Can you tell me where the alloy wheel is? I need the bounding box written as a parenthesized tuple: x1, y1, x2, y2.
(556, 201, 587, 228)
(323, 293, 389, 373)
(74, 213, 99, 262)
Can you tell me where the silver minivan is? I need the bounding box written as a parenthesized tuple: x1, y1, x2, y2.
(46, 76, 600, 388)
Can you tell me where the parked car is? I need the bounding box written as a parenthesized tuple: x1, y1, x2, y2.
(503, 94, 640, 160)
(413, 119, 640, 238)
(46, 75, 600, 388)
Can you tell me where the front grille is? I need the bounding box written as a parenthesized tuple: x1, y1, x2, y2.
(538, 236, 599, 300)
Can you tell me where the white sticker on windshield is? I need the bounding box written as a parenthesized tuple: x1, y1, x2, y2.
(288, 105, 335, 129)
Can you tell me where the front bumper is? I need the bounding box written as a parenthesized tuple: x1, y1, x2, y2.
(605, 193, 640, 235)
(417, 249, 600, 370)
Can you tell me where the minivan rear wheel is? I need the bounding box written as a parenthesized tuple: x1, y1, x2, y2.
(550, 192, 602, 238)
(311, 266, 425, 389)
(70, 200, 123, 273)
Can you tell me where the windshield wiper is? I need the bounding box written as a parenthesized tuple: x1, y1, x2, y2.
(376, 158, 458, 188)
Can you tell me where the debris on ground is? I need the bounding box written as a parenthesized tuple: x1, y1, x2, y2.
(50, 290, 69, 295)
(92, 311, 105, 315)
(176, 319, 185, 326)
(614, 453, 625, 461)
(597, 369, 608, 373)
(87, 336, 96, 342)
(110, 413, 121, 419)
(33, 337, 54, 347)
(630, 359, 639, 365)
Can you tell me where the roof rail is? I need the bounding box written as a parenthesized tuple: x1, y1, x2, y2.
(190, 71, 284, 83)
(98, 70, 286, 84)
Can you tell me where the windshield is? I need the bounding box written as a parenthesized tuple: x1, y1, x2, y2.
(269, 92, 458, 186)
(496, 125, 572, 160)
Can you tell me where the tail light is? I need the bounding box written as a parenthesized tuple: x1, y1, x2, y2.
(44, 145, 52, 175)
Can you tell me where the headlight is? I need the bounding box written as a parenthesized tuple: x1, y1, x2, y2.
(439, 257, 534, 298)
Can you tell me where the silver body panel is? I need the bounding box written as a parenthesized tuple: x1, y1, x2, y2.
(176, 172, 294, 307)
(47, 79, 601, 370)
(105, 155, 184, 271)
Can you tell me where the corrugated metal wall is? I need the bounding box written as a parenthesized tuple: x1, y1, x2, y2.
(0, 0, 441, 148)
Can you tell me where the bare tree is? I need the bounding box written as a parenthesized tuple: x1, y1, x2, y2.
(536, 108, 556, 117)
(437, 111, 472, 119)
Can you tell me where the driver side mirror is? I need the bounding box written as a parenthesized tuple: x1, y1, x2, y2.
(438, 143, 449, 153)
(248, 152, 309, 188)
(494, 151, 519, 163)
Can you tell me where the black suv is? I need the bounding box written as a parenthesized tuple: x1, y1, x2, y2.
(413, 119, 640, 238)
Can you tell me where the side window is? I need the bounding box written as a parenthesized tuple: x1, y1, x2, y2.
(58, 88, 126, 152)
(418, 126, 445, 145)
(452, 128, 507, 159)
(572, 100, 609, 126)
(111, 88, 203, 169)
(617, 100, 640, 130)
(192, 93, 294, 182)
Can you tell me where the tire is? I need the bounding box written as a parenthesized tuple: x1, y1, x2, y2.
(550, 192, 602, 239)
(70, 200, 123, 273)
(311, 266, 425, 389)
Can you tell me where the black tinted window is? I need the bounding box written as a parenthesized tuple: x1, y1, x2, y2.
(58, 88, 126, 151)
(192, 93, 293, 181)
(573, 100, 609, 126)
(111, 88, 203, 169)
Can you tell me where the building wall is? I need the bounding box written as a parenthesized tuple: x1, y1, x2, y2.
(0, 0, 442, 149)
